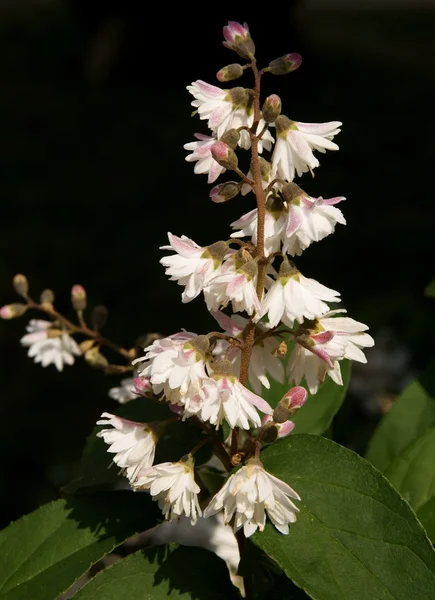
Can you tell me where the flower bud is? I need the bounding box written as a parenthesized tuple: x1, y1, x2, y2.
(79, 339, 96, 353)
(211, 142, 238, 171)
(209, 181, 240, 203)
(261, 415, 295, 442)
(91, 305, 108, 331)
(262, 94, 282, 123)
(269, 53, 302, 75)
(133, 376, 152, 396)
(84, 346, 108, 369)
(273, 386, 308, 423)
(217, 63, 244, 82)
(222, 21, 255, 59)
(0, 303, 28, 319)
(71, 284, 87, 311)
(40, 289, 55, 306)
(13, 274, 29, 297)
(220, 128, 240, 150)
(281, 182, 304, 204)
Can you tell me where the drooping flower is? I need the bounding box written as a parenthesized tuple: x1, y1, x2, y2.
(230, 195, 288, 256)
(160, 233, 229, 303)
(96, 413, 158, 483)
(204, 458, 300, 537)
(204, 252, 261, 317)
(133, 332, 210, 410)
(108, 377, 137, 404)
(272, 115, 341, 181)
(187, 81, 273, 151)
(20, 319, 81, 371)
(211, 310, 285, 395)
(260, 261, 340, 328)
(287, 310, 374, 393)
(200, 359, 273, 430)
(133, 456, 202, 525)
(184, 134, 226, 183)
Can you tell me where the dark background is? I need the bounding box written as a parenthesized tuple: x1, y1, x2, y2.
(0, 0, 434, 528)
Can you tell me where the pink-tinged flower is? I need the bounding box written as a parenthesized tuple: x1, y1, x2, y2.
(272, 116, 341, 181)
(133, 332, 210, 410)
(96, 413, 158, 483)
(211, 141, 238, 170)
(230, 196, 288, 257)
(133, 375, 153, 396)
(209, 181, 240, 203)
(20, 319, 81, 371)
(260, 261, 340, 328)
(200, 359, 273, 430)
(160, 233, 229, 303)
(222, 21, 252, 50)
(187, 81, 273, 151)
(204, 254, 261, 317)
(211, 311, 285, 395)
(184, 134, 226, 183)
(282, 184, 346, 256)
(204, 458, 300, 537)
(133, 456, 201, 525)
(287, 310, 374, 394)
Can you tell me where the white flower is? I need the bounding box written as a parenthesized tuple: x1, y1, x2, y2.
(211, 311, 285, 395)
(160, 233, 229, 303)
(96, 413, 157, 483)
(20, 319, 81, 371)
(187, 80, 273, 151)
(134, 456, 201, 525)
(230, 197, 288, 257)
(200, 359, 273, 430)
(184, 134, 225, 183)
(108, 377, 137, 404)
(272, 116, 341, 181)
(260, 262, 340, 328)
(133, 331, 210, 409)
(204, 459, 300, 537)
(288, 310, 375, 393)
(204, 254, 261, 317)
(283, 188, 346, 256)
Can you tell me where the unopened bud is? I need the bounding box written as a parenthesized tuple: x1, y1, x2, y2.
(71, 284, 87, 311)
(13, 274, 29, 297)
(222, 21, 255, 59)
(269, 53, 302, 75)
(79, 339, 96, 353)
(84, 346, 109, 369)
(40, 289, 55, 306)
(209, 181, 240, 203)
(259, 157, 272, 183)
(273, 386, 308, 423)
(220, 129, 240, 150)
(261, 415, 295, 442)
(133, 376, 152, 396)
(0, 303, 28, 320)
(91, 305, 108, 331)
(217, 63, 244, 82)
(211, 142, 238, 170)
(262, 94, 282, 123)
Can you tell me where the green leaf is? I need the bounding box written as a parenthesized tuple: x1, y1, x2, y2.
(424, 277, 435, 298)
(0, 493, 160, 600)
(365, 361, 435, 472)
(261, 360, 351, 435)
(65, 398, 211, 494)
(254, 434, 435, 600)
(384, 427, 435, 540)
(72, 546, 239, 599)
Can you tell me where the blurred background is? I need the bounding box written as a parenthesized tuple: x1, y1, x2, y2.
(0, 0, 434, 529)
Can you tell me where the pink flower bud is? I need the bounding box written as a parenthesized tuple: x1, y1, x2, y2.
(262, 94, 282, 123)
(211, 141, 238, 170)
(261, 414, 295, 442)
(217, 63, 244, 83)
(0, 303, 28, 319)
(276, 420, 295, 438)
(133, 376, 152, 395)
(269, 53, 302, 75)
(282, 386, 308, 413)
(71, 284, 87, 311)
(209, 181, 240, 203)
(222, 21, 255, 59)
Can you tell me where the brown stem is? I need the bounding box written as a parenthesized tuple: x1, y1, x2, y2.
(207, 331, 242, 348)
(234, 167, 254, 187)
(24, 295, 132, 361)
